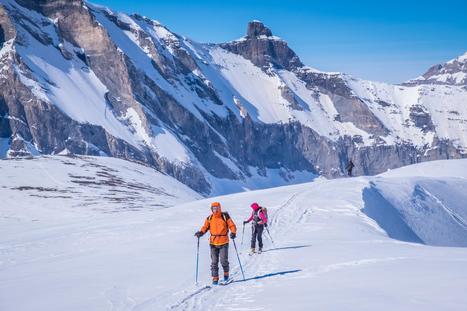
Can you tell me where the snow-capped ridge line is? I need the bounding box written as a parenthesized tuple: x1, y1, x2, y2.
(1, 0, 466, 196)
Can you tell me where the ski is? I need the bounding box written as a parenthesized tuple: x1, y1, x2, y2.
(219, 278, 234, 286)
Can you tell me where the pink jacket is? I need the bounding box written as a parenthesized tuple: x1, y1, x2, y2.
(245, 203, 267, 224)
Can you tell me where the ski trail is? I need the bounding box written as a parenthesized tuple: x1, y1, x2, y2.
(106, 286, 136, 311)
(172, 187, 318, 310)
(420, 185, 467, 230)
(294, 256, 411, 280)
(144, 183, 324, 311)
(168, 285, 211, 310)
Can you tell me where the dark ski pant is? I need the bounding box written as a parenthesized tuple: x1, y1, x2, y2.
(251, 224, 264, 249)
(210, 244, 229, 280)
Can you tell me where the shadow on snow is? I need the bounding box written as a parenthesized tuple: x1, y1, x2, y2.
(262, 244, 312, 253)
(234, 269, 301, 283)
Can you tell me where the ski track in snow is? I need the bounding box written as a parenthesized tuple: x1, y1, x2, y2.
(161, 173, 467, 311)
(165, 187, 319, 311)
(106, 286, 137, 311)
(129, 191, 307, 311)
(418, 185, 467, 230)
(120, 173, 467, 311)
(174, 182, 404, 310)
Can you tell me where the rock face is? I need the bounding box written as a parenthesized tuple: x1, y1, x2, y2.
(14, 0, 82, 16)
(0, 4, 15, 41)
(220, 21, 303, 71)
(247, 20, 273, 37)
(0, 0, 466, 195)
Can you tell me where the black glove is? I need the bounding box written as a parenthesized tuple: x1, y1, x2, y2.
(243, 220, 248, 225)
(264, 223, 268, 227)
(194, 231, 203, 238)
(230, 232, 236, 239)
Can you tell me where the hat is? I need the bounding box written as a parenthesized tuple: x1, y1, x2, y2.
(211, 202, 221, 208)
(251, 202, 260, 210)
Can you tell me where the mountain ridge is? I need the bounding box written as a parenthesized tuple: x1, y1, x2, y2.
(0, 0, 466, 195)
(406, 51, 467, 86)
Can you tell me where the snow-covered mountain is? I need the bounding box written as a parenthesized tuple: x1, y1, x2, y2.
(407, 52, 467, 85)
(1, 0, 466, 195)
(2, 157, 467, 310)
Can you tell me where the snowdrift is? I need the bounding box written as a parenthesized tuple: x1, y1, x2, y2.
(362, 160, 467, 247)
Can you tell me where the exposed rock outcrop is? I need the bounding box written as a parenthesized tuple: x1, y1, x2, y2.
(220, 21, 303, 71)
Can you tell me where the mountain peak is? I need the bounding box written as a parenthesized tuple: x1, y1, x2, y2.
(246, 20, 273, 38)
(449, 51, 467, 64)
(220, 20, 303, 71)
(406, 51, 467, 86)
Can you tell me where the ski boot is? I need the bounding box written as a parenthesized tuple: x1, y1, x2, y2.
(258, 247, 262, 254)
(249, 248, 256, 255)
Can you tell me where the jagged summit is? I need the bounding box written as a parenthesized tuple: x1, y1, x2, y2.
(220, 20, 303, 71)
(246, 20, 273, 38)
(449, 51, 467, 63)
(407, 51, 467, 86)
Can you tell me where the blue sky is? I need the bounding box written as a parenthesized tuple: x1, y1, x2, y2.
(91, 0, 467, 83)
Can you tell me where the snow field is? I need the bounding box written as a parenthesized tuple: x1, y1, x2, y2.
(1, 158, 467, 310)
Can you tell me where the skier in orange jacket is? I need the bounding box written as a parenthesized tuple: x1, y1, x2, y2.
(195, 202, 237, 284)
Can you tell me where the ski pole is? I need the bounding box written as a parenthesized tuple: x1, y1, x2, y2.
(195, 237, 200, 285)
(232, 239, 246, 281)
(241, 223, 245, 246)
(265, 226, 276, 248)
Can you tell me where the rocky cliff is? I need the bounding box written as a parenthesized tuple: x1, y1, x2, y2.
(0, 0, 466, 195)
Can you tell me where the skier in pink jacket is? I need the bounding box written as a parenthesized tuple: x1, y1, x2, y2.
(243, 202, 268, 254)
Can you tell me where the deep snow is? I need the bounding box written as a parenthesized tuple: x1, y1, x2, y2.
(1, 157, 467, 311)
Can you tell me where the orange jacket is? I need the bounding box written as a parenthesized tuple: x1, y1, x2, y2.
(199, 207, 237, 246)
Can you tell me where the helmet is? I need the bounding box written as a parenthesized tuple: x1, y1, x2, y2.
(211, 202, 221, 208)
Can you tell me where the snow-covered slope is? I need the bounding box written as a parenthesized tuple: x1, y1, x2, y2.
(0, 155, 201, 216)
(1, 158, 466, 311)
(345, 76, 467, 148)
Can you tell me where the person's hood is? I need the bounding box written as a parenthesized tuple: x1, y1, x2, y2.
(251, 202, 260, 211)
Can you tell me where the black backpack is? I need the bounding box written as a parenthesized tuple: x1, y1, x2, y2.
(253, 207, 268, 224)
(207, 212, 231, 225)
